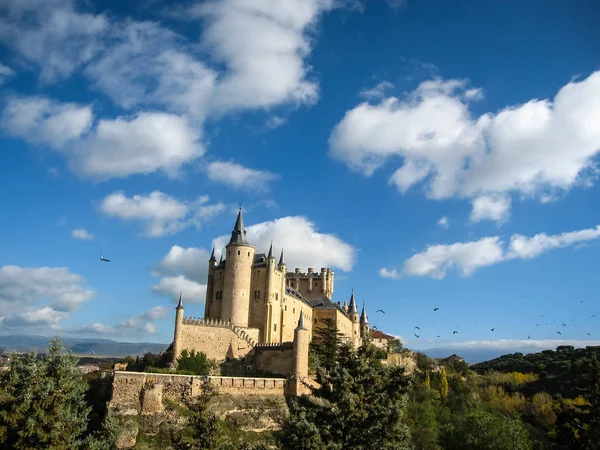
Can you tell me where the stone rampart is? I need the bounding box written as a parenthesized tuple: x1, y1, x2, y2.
(254, 342, 294, 376)
(108, 371, 287, 416)
(176, 318, 259, 361)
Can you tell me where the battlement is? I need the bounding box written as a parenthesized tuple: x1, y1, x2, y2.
(286, 267, 334, 278)
(254, 341, 293, 351)
(181, 316, 258, 348)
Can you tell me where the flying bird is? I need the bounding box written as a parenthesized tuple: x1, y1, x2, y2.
(413, 333, 420, 339)
(587, 333, 591, 336)
(372, 326, 378, 330)
(562, 323, 567, 327)
(490, 328, 495, 332)
(414, 326, 421, 330)
(91, 350, 95, 355)
(536, 324, 540, 327)
(591, 315, 596, 319)
(527, 335, 531, 339)
(453, 331, 458, 335)
(434, 308, 439, 311)
(557, 331, 562, 335)
(100, 251, 111, 262)
(437, 335, 441, 338)
(376, 309, 385, 314)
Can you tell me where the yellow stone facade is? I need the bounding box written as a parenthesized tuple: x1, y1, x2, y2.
(203, 209, 370, 347)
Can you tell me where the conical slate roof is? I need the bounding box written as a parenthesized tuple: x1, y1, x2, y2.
(360, 305, 369, 324)
(278, 249, 285, 266)
(228, 208, 248, 245)
(267, 241, 274, 259)
(209, 246, 216, 261)
(176, 292, 183, 309)
(296, 311, 307, 330)
(348, 290, 358, 314)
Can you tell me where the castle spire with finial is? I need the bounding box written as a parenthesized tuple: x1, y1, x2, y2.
(360, 304, 369, 324)
(348, 289, 358, 314)
(228, 207, 248, 245)
(296, 310, 306, 330)
(209, 246, 216, 262)
(267, 241, 274, 259)
(278, 248, 285, 266)
(176, 292, 183, 309)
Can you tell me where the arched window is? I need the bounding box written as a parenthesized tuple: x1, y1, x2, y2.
(238, 250, 241, 256)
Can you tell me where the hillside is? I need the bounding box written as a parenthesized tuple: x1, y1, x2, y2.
(0, 335, 169, 357)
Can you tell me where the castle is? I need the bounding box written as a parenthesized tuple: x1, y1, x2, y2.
(171, 209, 382, 387)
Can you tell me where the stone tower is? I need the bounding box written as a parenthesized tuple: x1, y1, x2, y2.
(204, 247, 217, 319)
(172, 293, 184, 361)
(289, 311, 310, 396)
(360, 304, 370, 340)
(221, 208, 255, 327)
(348, 290, 360, 347)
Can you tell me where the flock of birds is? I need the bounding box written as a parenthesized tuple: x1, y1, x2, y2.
(373, 303, 596, 341)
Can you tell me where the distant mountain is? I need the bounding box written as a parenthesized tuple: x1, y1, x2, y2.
(416, 347, 514, 364)
(0, 334, 169, 357)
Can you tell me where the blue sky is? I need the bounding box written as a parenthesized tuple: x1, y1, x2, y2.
(1, 0, 599, 354)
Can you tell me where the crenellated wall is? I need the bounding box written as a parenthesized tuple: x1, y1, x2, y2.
(254, 342, 294, 376)
(174, 317, 260, 361)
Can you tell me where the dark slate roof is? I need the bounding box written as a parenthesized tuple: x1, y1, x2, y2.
(360, 305, 369, 324)
(228, 208, 249, 245)
(253, 253, 267, 268)
(348, 291, 358, 314)
(278, 249, 285, 266)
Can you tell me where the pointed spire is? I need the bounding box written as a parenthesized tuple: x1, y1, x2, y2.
(360, 304, 369, 324)
(296, 310, 306, 330)
(228, 207, 248, 245)
(278, 248, 285, 266)
(348, 290, 358, 314)
(219, 250, 223, 264)
(176, 292, 183, 309)
(209, 246, 216, 262)
(267, 241, 274, 259)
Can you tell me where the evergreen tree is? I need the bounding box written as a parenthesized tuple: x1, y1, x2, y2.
(440, 367, 449, 400)
(279, 319, 412, 450)
(0, 337, 102, 449)
(172, 382, 218, 450)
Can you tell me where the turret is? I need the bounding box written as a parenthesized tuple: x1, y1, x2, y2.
(290, 311, 310, 395)
(172, 292, 184, 361)
(221, 208, 255, 327)
(278, 249, 286, 272)
(342, 300, 348, 313)
(360, 304, 370, 339)
(205, 246, 217, 318)
(348, 290, 360, 347)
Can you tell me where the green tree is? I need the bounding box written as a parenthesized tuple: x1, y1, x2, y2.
(440, 368, 449, 400)
(177, 350, 216, 376)
(279, 319, 412, 449)
(0, 337, 107, 449)
(172, 382, 218, 450)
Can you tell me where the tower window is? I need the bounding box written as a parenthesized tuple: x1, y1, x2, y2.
(274, 324, 277, 331)
(314, 318, 317, 324)
(315, 282, 318, 286)
(275, 293, 279, 300)
(285, 305, 287, 311)
(293, 308, 295, 314)
(238, 250, 240, 256)
(248, 252, 250, 257)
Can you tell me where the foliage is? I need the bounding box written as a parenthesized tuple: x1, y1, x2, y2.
(171, 382, 219, 450)
(279, 318, 413, 450)
(0, 337, 109, 450)
(388, 338, 404, 353)
(440, 368, 448, 400)
(126, 351, 172, 372)
(177, 350, 217, 376)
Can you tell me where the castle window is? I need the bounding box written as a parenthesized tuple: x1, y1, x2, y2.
(285, 305, 287, 311)
(238, 250, 240, 256)
(274, 324, 277, 331)
(315, 282, 318, 286)
(314, 318, 317, 324)
(291, 282, 294, 287)
(228, 251, 230, 256)
(248, 252, 250, 257)
(275, 293, 278, 300)
(293, 308, 295, 314)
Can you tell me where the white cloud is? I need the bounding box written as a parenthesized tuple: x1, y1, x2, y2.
(71, 227, 95, 241)
(0, 63, 14, 84)
(197, 0, 334, 112)
(67, 306, 169, 336)
(330, 72, 600, 216)
(85, 21, 216, 118)
(100, 191, 224, 238)
(154, 245, 210, 283)
(385, 0, 408, 12)
(0, 265, 94, 331)
(152, 275, 207, 305)
(447, 339, 600, 351)
(1, 96, 93, 147)
(213, 215, 356, 271)
(205, 161, 279, 191)
(508, 225, 600, 259)
(379, 268, 400, 279)
(359, 81, 394, 101)
(401, 224, 600, 279)
(0, 0, 107, 82)
(76, 112, 204, 180)
(403, 237, 505, 279)
(470, 195, 511, 223)
(437, 216, 449, 228)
